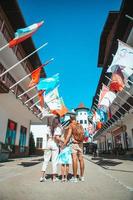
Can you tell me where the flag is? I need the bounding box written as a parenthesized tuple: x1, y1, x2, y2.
(99, 91, 116, 108)
(88, 123, 94, 135)
(38, 90, 45, 108)
(92, 110, 100, 124)
(107, 40, 133, 79)
(96, 121, 102, 130)
(9, 21, 44, 48)
(37, 74, 59, 93)
(28, 65, 43, 88)
(51, 98, 68, 117)
(109, 67, 125, 92)
(98, 84, 109, 107)
(47, 98, 62, 110)
(97, 108, 108, 123)
(45, 87, 60, 103)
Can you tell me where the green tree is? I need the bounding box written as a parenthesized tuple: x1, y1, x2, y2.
(29, 132, 36, 155)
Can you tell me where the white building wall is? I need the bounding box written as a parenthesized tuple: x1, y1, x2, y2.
(30, 125, 48, 149)
(76, 110, 89, 131)
(0, 92, 41, 147)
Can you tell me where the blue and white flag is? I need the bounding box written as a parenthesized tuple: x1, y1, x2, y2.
(37, 74, 59, 94)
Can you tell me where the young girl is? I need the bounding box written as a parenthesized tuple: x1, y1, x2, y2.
(58, 126, 72, 182)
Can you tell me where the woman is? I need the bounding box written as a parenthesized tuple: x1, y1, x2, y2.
(40, 116, 62, 182)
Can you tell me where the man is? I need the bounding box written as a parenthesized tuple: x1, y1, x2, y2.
(63, 115, 85, 183)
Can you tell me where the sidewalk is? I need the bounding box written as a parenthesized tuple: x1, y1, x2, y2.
(84, 154, 133, 191)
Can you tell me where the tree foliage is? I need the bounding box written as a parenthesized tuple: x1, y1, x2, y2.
(29, 132, 36, 155)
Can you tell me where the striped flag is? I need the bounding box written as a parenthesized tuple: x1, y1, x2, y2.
(9, 21, 44, 47)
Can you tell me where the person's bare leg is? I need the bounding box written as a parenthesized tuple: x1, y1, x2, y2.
(61, 164, 65, 180)
(41, 171, 45, 178)
(72, 153, 78, 177)
(65, 164, 69, 180)
(78, 153, 84, 177)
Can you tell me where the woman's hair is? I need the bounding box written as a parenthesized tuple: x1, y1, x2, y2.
(70, 115, 76, 121)
(52, 116, 60, 128)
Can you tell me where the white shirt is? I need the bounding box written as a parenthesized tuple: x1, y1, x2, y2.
(54, 126, 62, 136)
(47, 126, 62, 138)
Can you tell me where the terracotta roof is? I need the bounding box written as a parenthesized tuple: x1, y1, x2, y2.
(78, 103, 86, 108)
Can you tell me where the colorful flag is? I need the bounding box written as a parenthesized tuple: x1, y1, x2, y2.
(9, 21, 44, 48)
(98, 84, 109, 107)
(47, 98, 62, 110)
(88, 123, 94, 135)
(109, 67, 125, 92)
(51, 98, 68, 117)
(99, 91, 116, 108)
(107, 40, 133, 79)
(45, 87, 59, 103)
(37, 74, 59, 93)
(29, 65, 43, 88)
(38, 90, 45, 108)
(97, 108, 108, 123)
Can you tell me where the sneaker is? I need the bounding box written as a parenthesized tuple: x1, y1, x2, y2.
(40, 176, 47, 182)
(79, 176, 85, 182)
(61, 178, 65, 182)
(53, 177, 59, 183)
(70, 177, 78, 183)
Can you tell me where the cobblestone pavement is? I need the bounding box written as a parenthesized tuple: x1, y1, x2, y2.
(0, 156, 133, 200)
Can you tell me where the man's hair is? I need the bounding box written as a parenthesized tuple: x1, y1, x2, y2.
(70, 115, 76, 121)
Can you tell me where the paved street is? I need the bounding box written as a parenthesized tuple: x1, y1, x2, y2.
(0, 156, 133, 200)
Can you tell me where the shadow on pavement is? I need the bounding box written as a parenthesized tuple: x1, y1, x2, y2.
(99, 154, 133, 161)
(0, 159, 15, 163)
(18, 161, 41, 167)
(102, 168, 133, 173)
(32, 158, 44, 162)
(95, 159, 122, 167)
(45, 173, 73, 180)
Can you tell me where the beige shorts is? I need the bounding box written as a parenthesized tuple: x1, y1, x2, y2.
(72, 143, 83, 155)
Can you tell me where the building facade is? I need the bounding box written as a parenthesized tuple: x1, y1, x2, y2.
(75, 103, 90, 132)
(0, 1, 46, 157)
(92, 0, 133, 155)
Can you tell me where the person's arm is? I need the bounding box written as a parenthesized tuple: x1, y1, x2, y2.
(54, 127, 63, 143)
(62, 128, 72, 147)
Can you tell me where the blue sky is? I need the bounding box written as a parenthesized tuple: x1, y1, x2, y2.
(18, 0, 122, 110)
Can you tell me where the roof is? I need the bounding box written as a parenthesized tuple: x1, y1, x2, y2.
(0, 0, 46, 77)
(74, 103, 90, 111)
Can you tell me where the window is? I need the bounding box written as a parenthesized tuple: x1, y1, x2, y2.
(80, 120, 83, 124)
(19, 126, 27, 152)
(5, 120, 17, 145)
(36, 138, 43, 149)
(84, 120, 87, 124)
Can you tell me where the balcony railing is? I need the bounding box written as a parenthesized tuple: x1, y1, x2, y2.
(0, 63, 40, 116)
(0, 10, 33, 74)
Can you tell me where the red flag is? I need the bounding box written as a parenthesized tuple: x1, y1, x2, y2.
(109, 67, 125, 92)
(29, 66, 42, 88)
(38, 90, 45, 108)
(96, 121, 102, 130)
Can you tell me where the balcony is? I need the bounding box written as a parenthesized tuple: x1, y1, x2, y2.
(0, 63, 41, 117)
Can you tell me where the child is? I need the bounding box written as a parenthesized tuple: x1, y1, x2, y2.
(58, 126, 72, 182)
